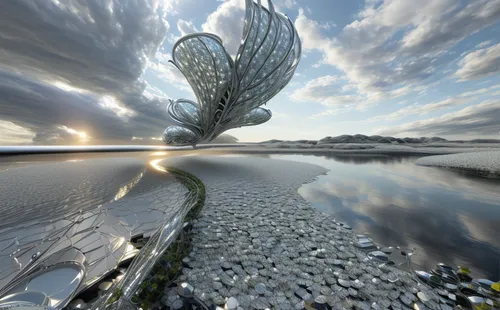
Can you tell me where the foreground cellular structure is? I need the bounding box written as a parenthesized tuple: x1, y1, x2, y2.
(163, 0, 301, 146)
(0, 159, 193, 308)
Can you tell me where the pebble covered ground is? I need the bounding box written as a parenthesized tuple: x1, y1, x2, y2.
(159, 156, 445, 310)
(416, 151, 500, 175)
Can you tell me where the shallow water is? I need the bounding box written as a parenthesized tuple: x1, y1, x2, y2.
(2, 151, 499, 281)
(271, 154, 500, 280)
(0, 152, 189, 300)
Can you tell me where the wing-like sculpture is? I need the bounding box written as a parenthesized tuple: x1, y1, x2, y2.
(163, 0, 301, 146)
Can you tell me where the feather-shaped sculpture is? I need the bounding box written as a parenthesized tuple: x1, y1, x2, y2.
(163, 0, 301, 146)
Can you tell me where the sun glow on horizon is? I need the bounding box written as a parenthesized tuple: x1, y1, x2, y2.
(57, 125, 90, 143)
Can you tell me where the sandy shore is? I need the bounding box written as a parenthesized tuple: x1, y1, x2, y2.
(416, 151, 500, 177)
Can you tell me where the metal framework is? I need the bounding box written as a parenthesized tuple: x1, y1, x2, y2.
(163, 0, 302, 146)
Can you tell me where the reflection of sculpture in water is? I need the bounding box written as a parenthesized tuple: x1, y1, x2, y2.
(163, 0, 301, 146)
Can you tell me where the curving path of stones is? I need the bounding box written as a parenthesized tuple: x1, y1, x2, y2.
(159, 156, 443, 310)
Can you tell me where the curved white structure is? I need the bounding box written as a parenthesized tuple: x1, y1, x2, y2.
(163, 0, 301, 146)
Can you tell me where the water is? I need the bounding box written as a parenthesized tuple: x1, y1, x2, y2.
(271, 154, 500, 280)
(2, 151, 499, 280)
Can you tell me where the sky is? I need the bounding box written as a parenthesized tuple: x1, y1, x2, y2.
(0, 0, 499, 145)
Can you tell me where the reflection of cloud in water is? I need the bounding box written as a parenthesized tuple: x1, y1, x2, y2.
(351, 202, 481, 275)
(458, 213, 500, 249)
(293, 154, 500, 279)
(301, 179, 422, 213)
(371, 159, 500, 205)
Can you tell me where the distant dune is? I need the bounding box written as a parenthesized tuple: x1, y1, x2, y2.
(260, 134, 500, 144)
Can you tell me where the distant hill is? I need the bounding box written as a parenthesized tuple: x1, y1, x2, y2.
(452, 139, 500, 143)
(261, 134, 500, 144)
(318, 134, 447, 144)
(208, 134, 239, 144)
(262, 139, 318, 145)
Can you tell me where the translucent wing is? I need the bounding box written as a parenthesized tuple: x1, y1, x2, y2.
(213, 107, 271, 138)
(163, 0, 302, 146)
(170, 33, 235, 133)
(229, 0, 301, 118)
(167, 99, 202, 134)
(162, 126, 199, 146)
(231, 107, 272, 127)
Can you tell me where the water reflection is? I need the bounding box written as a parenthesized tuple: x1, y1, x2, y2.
(314, 153, 409, 165)
(0, 154, 190, 307)
(272, 154, 500, 279)
(114, 172, 144, 201)
(0, 158, 146, 230)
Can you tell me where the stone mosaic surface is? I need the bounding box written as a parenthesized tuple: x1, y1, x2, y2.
(161, 156, 445, 310)
(0, 158, 189, 307)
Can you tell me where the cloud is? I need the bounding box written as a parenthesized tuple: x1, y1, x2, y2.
(292, 75, 340, 97)
(0, 121, 36, 144)
(366, 84, 500, 122)
(0, 70, 170, 144)
(98, 95, 136, 119)
(294, 9, 331, 51)
(200, 0, 300, 56)
(310, 94, 362, 107)
(290, 75, 366, 117)
(149, 52, 193, 93)
(177, 19, 199, 36)
(163, 0, 187, 15)
(294, 0, 500, 99)
(372, 97, 472, 122)
(0, 0, 170, 97)
(292, 74, 433, 117)
(376, 100, 500, 137)
(274, 0, 297, 10)
(399, 0, 500, 54)
(32, 125, 90, 144)
(0, 0, 177, 144)
(202, 0, 245, 56)
(143, 82, 170, 100)
(309, 108, 351, 119)
(319, 22, 337, 30)
(476, 40, 492, 49)
(291, 75, 357, 102)
(458, 84, 500, 97)
(455, 42, 500, 80)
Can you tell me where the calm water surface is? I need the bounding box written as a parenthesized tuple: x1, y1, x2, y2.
(271, 154, 500, 280)
(3, 152, 499, 279)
